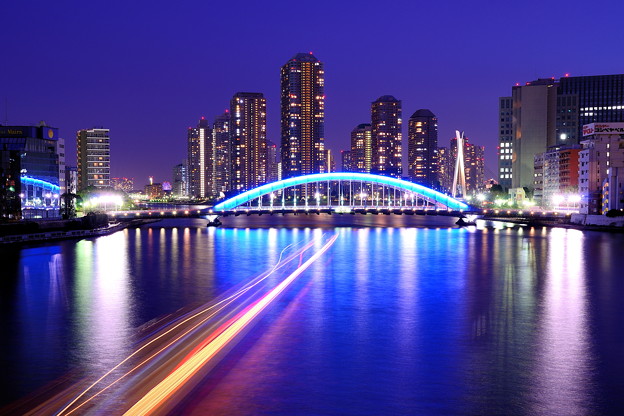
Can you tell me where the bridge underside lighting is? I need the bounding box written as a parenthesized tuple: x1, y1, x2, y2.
(213, 173, 469, 211)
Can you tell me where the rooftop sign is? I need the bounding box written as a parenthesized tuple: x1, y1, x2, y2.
(583, 123, 624, 136)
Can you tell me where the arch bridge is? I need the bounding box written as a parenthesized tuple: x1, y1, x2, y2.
(212, 173, 471, 220)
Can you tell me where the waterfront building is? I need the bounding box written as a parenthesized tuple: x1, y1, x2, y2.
(371, 95, 402, 178)
(145, 182, 164, 200)
(350, 123, 372, 173)
(280, 53, 325, 179)
(437, 146, 453, 193)
(266, 140, 279, 183)
(172, 162, 187, 197)
(325, 149, 335, 173)
(557, 74, 624, 145)
(498, 97, 514, 189)
(56, 136, 66, 194)
(408, 109, 438, 187)
(536, 145, 581, 208)
(510, 79, 558, 191)
(230, 92, 267, 192)
(65, 166, 78, 195)
(187, 117, 211, 199)
(111, 177, 134, 193)
(341, 150, 352, 172)
(1, 124, 61, 218)
(579, 123, 624, 214)
(77, 127, 111, 191)
(212, 111, 231, 196)
(533, 153, 544, 204)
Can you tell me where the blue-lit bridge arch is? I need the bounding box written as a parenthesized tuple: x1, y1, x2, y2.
(214, 173, 470, 212)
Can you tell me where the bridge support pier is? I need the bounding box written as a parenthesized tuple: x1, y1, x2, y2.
(206, 215, 222, 227)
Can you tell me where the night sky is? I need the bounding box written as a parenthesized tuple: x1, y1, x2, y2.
(3, 0, 624, 186)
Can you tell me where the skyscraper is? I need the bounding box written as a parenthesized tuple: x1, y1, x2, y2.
(498, 97, 513, 189)
(266, 140, 279, 183)
(280, 52, 325, 178)
(212, 111, 231, 197)
(510, 79, 558, 190)
(371, 95, 402, 178)
(172, 163, 187, 197)
(408, 109, 438, 187)
(77, 127, 110, 191)
(230, 92, 267, 192)
(187, 117, 211, 198)
(350, 123, 372, 173)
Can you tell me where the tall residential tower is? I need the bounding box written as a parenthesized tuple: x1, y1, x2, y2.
(231, 92, 267, 192)
(408, 109, 438, 187)
(371, 95, 402, 178)
(280, 53, 325, 178)
(187, 117, 212, 198)
(77, 128, 110, 191)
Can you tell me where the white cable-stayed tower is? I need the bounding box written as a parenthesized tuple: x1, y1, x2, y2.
(451, 130, 467, 198)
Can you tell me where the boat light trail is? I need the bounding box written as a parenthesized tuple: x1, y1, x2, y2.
(57, 241, 308, 416)
(123, 234, 338, 416)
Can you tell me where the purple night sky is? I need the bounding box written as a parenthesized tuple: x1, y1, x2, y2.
(3, 0, 624, 186)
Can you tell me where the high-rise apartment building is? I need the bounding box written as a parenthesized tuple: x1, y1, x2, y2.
(371, 95, 402, 178)
(280, 53, 325, 178)
(187, 117, 211, 198)
(408, 109, 438, 187)
(172, 163, 187, 197)
(325, 149, 335, 173)
(350, 123, 372, 173)
(212, 111, 231, 196)
(77, 128, 110, 191)
(231, 92, 267, 192)
(498, 97, 513, 189)
(341, 150, 352, 172)
(266, 140, 279, 183)
(437, 147, 453, 193)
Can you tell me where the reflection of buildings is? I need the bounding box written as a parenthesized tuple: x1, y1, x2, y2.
(579, 123, 624, 214)
(1, 124, 62, 219)
(111, 177, 134, 193)
(77, 128, 111, 191)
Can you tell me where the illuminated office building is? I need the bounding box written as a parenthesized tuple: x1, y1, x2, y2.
(371, 95, 402, 178)
(280, 52, 325, 178)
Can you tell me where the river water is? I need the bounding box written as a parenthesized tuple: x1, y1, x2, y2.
(1, 216, 623, 415)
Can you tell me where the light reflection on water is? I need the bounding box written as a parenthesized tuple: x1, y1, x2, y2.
(1, 220, 624, 415)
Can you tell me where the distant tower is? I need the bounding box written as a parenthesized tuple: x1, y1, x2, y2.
(371, 95, 402, 178)
(451, 130, 467, 198)
(187, 117, 212, 198)
(280, 52, 325, 179)
(350, 123, 372, 173)
(408, 109, 438, 187)
(212, 111, 231, 196)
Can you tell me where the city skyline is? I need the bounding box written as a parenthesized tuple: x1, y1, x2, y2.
(3, 1, 624, 184)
